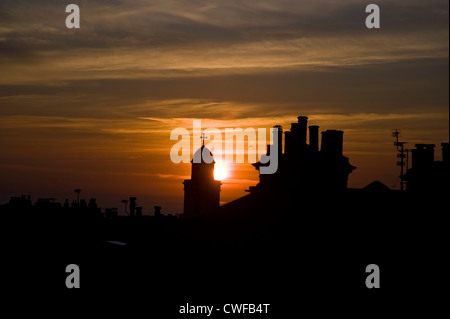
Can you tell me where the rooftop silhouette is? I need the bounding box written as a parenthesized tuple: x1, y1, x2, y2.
(250, 116, 356, 195)
(1, 115, 448, 312)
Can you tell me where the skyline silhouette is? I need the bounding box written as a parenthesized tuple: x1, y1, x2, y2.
(1, 1, 449, 214)
(1, 115, 447, 318)
(1, 1, 448, 316)
(2, 115, 447, 216)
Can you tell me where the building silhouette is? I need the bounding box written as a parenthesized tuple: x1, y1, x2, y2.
(183, 145, 221, 217)
(250, 116, 356, 195)
(405, 142, 449, 193)
(1, 114, 448, 307)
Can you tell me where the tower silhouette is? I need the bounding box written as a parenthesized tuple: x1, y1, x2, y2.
(183, 145, 221, 217)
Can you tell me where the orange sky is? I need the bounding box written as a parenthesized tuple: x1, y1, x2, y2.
(0, 1, 448, 213)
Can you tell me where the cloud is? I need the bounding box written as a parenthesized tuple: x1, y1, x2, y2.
(1, 56, 447, 122)
(0, 0, 447, 84)
(156, 174, 190, 180)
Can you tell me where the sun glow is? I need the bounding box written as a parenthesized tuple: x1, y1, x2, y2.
(214, 161, 228, 181)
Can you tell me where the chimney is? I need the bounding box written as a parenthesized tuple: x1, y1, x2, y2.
(297, 116, 308, 149)
(321, 130, 343, 156)
(274, 125, 283, 156)
(412, 144, 435, 169)
(129, 197, 137, 217)
(154, 206, 161, 217)
(442, 143, 449, 164)
(284, 131, 292, 156)
(309, 125, 319, 152)
(136, 207, 143, 217)
(336, 130, 343, 156)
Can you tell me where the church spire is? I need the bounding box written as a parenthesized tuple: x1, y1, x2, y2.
(183, 145, 221, 217)
(201, 133, 208, 147)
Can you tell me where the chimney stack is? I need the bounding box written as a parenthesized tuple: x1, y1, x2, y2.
(442, 143, 449, 164)
(297, 116, 308, 150)
(274, 125, 283, 157)
(412, 144, 435, 169)
(284, 131, 292, 156)
(129, 197, 136, 217)
(136, 206, 143, 217)
(309, 125, 319, 152)
(321, 130, 343, 156)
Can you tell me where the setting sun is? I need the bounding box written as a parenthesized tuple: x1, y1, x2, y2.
(214, 161, 228, 181)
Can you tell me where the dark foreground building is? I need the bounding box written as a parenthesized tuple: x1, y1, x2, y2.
(405, 143, 449, 193)
(1, 115, 448, 317)
(251, 116, 356, 194)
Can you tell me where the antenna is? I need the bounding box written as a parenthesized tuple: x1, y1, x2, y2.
(392, 129, 408, 191)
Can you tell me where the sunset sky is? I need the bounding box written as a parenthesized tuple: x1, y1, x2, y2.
(0, 0, 448, 213)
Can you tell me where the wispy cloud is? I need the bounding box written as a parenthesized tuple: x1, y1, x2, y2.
(0, 1, 448, 83)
